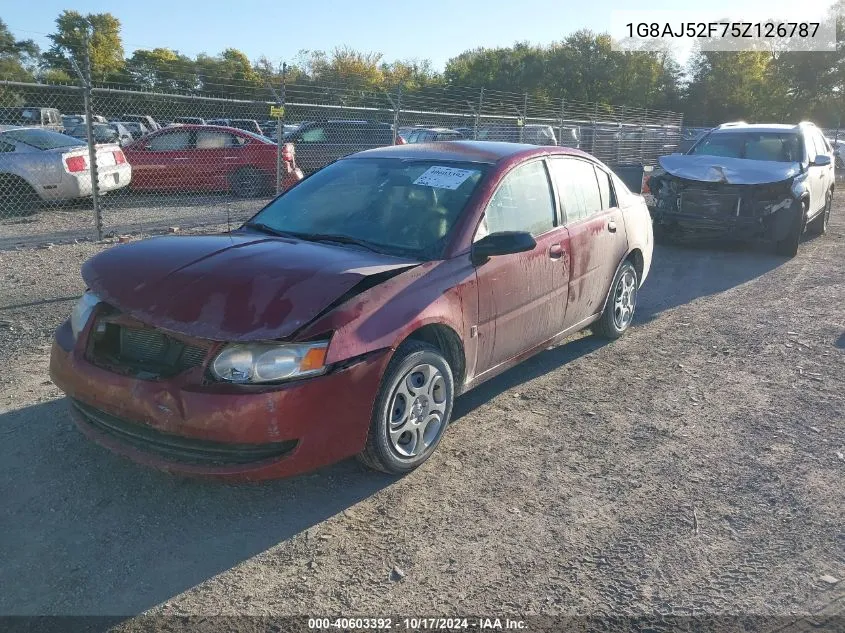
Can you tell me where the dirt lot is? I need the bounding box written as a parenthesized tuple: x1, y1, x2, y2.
(0, 195, 843, 630)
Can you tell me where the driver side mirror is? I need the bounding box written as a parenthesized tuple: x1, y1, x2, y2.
(471, 231, 536, 265)
(812, 154, 831, 167)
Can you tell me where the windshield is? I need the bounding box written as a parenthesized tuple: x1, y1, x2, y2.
(246, 158, 487, 259)
(690, 132, 803, 162)
(1, 128, 85, 150)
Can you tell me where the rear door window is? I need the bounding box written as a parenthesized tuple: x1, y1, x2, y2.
(195, 130, 241, 149)
(549, 158, 603, 223)
(300, 126, 328, 143)
(595, 167, 616, 209)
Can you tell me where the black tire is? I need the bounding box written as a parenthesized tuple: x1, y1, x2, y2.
(774, 200, 806, 257)
(595, 260, 639, 340)
(0, 175, 40, 216)
(230, 167, 266, 198)
(357, 341, 454, 475)
(807, 189, 832, 237)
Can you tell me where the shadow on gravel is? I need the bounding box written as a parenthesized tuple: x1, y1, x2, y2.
(453, 335, 607, 420)
(836, 331, 845, 349)
(636, 242, 785, 322)
(0, 399, 394, 618)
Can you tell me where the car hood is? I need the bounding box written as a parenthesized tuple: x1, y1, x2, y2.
(82, 233, 418, 341)
(658, 154, 802, 185)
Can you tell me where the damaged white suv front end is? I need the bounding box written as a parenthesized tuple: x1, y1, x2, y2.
(647, 122, 834, 257)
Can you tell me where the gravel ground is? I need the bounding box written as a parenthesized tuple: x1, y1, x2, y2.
(0, 192, 266, 249)
(0, 194, 843, 630)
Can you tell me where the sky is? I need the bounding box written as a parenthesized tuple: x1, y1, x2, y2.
(2, 0, 837, 70)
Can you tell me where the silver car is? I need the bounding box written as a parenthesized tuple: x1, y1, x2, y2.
(0, 127, 132, 214)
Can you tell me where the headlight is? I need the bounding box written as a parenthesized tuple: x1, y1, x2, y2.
(71, 291, 101, 341)
(210, 341, 329, 384)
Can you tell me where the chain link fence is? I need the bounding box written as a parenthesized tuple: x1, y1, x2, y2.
(1, 75, 683, 248)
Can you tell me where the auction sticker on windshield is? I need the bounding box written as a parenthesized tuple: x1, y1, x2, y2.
(414, 166, 477, 190)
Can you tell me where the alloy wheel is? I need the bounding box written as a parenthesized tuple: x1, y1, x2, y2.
(613, 269, 637, 331)
(387, 363, 448, 458)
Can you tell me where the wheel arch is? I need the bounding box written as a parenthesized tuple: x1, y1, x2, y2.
(401, 322, 466, 393)
(599, 249, 643, 315)
(0, 171, 39, 195)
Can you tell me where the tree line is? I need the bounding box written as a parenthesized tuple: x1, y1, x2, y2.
(2, 6, 845, 127)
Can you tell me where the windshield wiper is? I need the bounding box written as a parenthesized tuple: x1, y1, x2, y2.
(243, 224, 386, 254)
(242, 222, 301, 239)
(296, 233, 383, 253)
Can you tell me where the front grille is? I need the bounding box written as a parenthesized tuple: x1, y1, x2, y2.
(71, 399, 298, 466)
(680, 190, 740, 217)
(88, 316, 210, 379)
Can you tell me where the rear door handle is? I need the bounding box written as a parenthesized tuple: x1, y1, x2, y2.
(607, 220, 617, 232)
(548, 243, 564, 260)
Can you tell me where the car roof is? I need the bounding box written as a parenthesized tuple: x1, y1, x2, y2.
(348, 140, 586, 164)
(712, 123, 801, 133)
(413, 127, 460, 133)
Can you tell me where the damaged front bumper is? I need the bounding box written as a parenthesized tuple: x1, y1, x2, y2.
(648, 174, 802, 242)
(49, 318, 390, 481)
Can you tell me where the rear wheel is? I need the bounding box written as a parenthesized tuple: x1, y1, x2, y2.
(807, 189, 832, 236)
(774, 200, 806, 257)
(595, 260, 638, 340)
(0, 176, 40, 216)
(230, 167, 266, 198)
(357, 341, 454, 475)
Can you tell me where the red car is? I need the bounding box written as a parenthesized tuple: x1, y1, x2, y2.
(124, 124, 298, 197)
(50, 141, 653, 480)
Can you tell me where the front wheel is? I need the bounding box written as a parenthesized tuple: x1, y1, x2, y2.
(807, 189, 832, 236)
(357, 341, 454, 475)
(595, 260, 638, 339)
(774, 201, 806, 257)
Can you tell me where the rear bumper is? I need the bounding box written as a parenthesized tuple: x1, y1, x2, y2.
(40, 165, 132, 201)
(49, 320, 390, 481)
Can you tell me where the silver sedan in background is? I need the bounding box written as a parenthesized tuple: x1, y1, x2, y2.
(0, 127, 132, 214)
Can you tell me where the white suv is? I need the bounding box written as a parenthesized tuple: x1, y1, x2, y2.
(649, 122, 834, 257)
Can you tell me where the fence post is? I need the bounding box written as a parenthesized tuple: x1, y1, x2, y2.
(559, 98, 565, 147)
(520, 93, 528, 144)
(275, 63, 287, 195)
(474, 88, 483, 140)
(617, 106, 626, 164)
(591, 102, 598, 155)
(392, 86, 402, 145)
(640, 121, 646, 164)
(71, 28, 102, 241)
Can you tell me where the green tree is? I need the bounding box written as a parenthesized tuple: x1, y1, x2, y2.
(0, 18, 39, 81)
(123, 48, 197, 92)
(195, 48, 261, 97)
(43, 10, 124, 82)
(683, 50, 772, 123)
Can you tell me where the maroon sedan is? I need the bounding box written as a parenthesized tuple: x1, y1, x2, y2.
(124, 124, 283, 197)
(50, 141, 653, 480)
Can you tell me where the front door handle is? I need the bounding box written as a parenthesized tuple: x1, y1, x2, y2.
(548, 243, 564, 260)
(607, 220, 617, 232)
